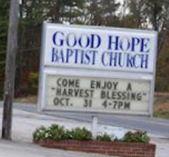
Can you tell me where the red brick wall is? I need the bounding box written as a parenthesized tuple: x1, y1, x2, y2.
(36, 140, 156, 157)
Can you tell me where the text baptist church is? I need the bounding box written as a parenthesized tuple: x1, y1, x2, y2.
(51, 31, 150, 69)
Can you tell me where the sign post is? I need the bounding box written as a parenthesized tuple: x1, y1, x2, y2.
(38, 23, 157, 117)
(92, 116, 98, 139)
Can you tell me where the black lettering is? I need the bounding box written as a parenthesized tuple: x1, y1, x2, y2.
(137, 93, 142, 101)
(101, 90, 106, 99)
(113, 101, 118, 109)
(126, 83, 132, 91)
(124, 102, 130, 109)
(131, 93, 136, 100)
(102, 100, 107, 108)
(118, 101, 123, 109)
(68, 89, 73, 96)
(56, 88, 62, 96)
(53, 97, 70, 106)
(53, 97, 59, 106)
(83, 99, 92, 108)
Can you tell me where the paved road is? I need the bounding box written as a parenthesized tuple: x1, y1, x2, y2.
(1, 102, 169, 138)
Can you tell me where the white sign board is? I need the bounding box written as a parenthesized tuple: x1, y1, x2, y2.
(42, 24, 157, 73)
(38, 23, 157, 116)
(45, 75, 150, 113)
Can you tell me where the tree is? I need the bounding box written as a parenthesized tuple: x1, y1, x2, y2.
(14, 0, 86, 96)
(127, 0, 169, 52)
(86, 0, 120, 26)
(0, 0, 9, 99)
(125, 0, 147, 28)
(0, 0, 9, 52)
(46, 0, 86, 23)
(2, 0, 19, 140)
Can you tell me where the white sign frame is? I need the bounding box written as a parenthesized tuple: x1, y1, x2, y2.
(38, 22, 158, 116)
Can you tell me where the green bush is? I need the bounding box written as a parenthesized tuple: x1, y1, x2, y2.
(96, 133, 112, 142)
(33, 126, 47, 142)
(154, 110, 169, 119)
(48, 124, 67, 140)
(68, 127, 92, 141)
(33, 125, 92, 142)
(33, 124, 67, 142)
(122, 131, 150, 143)
(33, 124, 150, 144)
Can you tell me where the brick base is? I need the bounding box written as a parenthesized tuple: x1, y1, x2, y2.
(34, 140, 156, 157)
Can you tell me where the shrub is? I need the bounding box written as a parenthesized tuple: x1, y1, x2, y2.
(68, 127, 92, 141)
(33, 124, 67, 142)
(33, 125, 92, 141)
(48, 124, 67, 140)
(33, 126, 47, 142)
(96, 133, 112, 142)
(122, 131, 150, 143)
(33, 124, 150, 144)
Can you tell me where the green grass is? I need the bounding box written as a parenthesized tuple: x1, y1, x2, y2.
(154, 111, 169, 119)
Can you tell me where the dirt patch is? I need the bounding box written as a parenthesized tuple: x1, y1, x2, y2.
(154, 94, 169, 119)
(154, 103, 169, 112)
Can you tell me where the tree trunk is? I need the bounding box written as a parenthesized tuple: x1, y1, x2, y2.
(2, 0, 19, 140)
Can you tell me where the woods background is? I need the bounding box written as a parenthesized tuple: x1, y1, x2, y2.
(0, 0, 169, 99)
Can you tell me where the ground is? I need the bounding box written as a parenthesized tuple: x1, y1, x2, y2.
(0, 101, 169, 156)
(0, 140, 117, 157)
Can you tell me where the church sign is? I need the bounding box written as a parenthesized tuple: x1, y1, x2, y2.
(38, 23, 157, 116)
